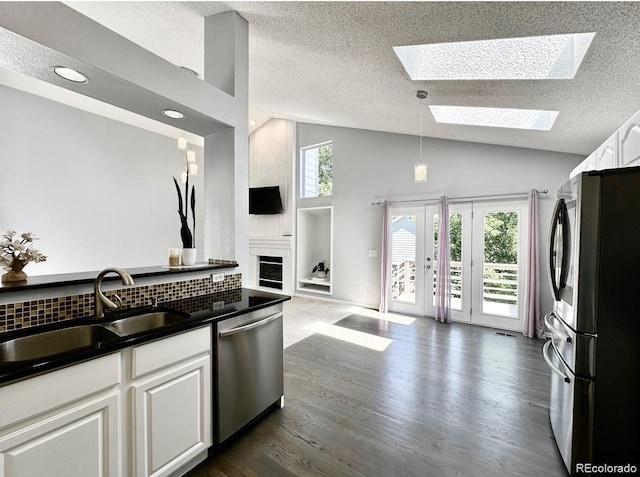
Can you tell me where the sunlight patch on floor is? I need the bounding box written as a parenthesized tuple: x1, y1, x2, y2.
(346, 306, 416, 326)
(307, 322, 393, 351)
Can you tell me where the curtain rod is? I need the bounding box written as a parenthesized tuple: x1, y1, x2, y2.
(371, 189, 548, 207)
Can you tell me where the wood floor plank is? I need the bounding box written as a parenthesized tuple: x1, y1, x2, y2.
(188, 315, 566, 476)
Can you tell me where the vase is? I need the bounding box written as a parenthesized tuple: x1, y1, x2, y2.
(181, 248, 197, 266)
(2, 270, 28, 283)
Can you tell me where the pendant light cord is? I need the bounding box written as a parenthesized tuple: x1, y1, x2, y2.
(419, 99, 423, 162)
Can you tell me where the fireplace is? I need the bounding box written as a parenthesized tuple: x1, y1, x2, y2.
(258, 256, 283, 290)
(249, 237, 292, 294)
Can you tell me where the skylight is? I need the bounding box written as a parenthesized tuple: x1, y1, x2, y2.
(429, 105, 559, 131)
(394, 33, 596, 80)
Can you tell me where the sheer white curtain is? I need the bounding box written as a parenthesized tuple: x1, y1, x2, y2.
(435, 196, 451, 323)
(523, 189, 544, 338)
(379, 201, 391, 313)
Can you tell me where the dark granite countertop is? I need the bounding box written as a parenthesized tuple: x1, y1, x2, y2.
(0, 287, 289, 385)
(0, 263, 238, 293)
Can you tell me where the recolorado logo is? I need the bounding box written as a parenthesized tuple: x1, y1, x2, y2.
(576, 463, 638, 474)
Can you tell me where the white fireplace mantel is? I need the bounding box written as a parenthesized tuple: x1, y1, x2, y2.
(248, 236, 293, 294)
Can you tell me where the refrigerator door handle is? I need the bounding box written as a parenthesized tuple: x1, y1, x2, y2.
(544, 311, 572, 342)
(543, 340, 571, 383)
(548, 198, 565, 301)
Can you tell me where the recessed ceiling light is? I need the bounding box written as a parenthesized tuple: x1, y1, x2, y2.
(53, 66, 89, 83)
(271, 112, 280, 117)
(429, 105, 559, 131)
(162, 109, 185, 120)
(394, 32, 596, 80)
(249, 119, 257, 126)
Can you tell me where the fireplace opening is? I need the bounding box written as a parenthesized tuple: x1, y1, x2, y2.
(258, 256, 283, 290)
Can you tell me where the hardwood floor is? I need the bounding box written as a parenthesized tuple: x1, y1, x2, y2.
(188, 313, 567, 477)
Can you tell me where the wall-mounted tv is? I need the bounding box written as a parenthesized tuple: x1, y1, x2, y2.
(249, 186, 284, 214)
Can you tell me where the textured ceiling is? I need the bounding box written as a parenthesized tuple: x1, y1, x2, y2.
(63, 2, 640, 155)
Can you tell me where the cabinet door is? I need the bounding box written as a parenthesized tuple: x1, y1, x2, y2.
(570, 151, 597, 178)
(0, 392, 119, 477)
(596, 134, 618, 170)
(619, 109, 640, 166)
(132, 355, 211, 477)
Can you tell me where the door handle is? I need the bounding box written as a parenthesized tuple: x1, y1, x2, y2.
(218, 312, 283, 338)
(544, 311, 571, 342)
(548, 198, 565, 301)
(542, 340, 571, 383)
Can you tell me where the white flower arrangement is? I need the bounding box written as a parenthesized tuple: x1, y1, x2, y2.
(0, 230, 47, 273)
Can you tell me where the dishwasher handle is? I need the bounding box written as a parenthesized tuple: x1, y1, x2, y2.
(543, 340, 571, 383)
(218, 312, 283, 338)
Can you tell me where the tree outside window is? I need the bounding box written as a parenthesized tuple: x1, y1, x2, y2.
(301, 142, 333, 198)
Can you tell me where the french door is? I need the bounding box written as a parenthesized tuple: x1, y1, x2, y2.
(386, 205, 432, 317)
(388, 204, 472, 322)
(388, 200, 528, 331)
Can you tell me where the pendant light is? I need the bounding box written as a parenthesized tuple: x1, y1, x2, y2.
(414, 90, 428, 183)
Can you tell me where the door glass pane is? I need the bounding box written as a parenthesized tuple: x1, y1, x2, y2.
(391, 215, 417, 303)
(432, 214, 438, 304)
(432, 213, 463, 311)
(450, 213, 463, 310)
(483, 211, 519, 317)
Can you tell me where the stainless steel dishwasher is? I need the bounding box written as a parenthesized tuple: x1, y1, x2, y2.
(215, 303, 284, 444)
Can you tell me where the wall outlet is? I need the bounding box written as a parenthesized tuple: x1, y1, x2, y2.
(211, 272, 225, 283)
(212, 301, 225, 310)
(356, 285, 362, 293)
(368, 249, 378, 258)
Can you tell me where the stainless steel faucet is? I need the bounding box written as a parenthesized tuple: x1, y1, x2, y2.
(94, 267, 134, 318)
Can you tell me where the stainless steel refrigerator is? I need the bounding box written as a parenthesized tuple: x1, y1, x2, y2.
(544, 167, 640, 476)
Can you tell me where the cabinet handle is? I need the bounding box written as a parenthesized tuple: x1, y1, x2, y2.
(218, 312, 283, 338)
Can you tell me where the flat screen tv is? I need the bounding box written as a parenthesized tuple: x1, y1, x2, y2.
(249, 186, 284, 214)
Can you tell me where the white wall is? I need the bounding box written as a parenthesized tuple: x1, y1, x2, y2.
(249, 119, 296, 237)
(203, 11, 250, 279)
(296, 122, 585, 314)
(0, 85, 205, 275)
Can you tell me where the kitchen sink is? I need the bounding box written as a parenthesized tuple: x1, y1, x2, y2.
(106, 311, 189, 336)
(0, 325, 120, 362)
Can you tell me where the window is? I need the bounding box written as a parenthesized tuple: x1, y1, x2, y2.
(300, 142, 333, 198)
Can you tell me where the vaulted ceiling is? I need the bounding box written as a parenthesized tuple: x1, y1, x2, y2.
(59, 2, 640, 155)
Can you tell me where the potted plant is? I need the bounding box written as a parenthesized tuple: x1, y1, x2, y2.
(0, 230, 47, 283)
(173, 138, 198, 265)
(312, 261, 329, 279)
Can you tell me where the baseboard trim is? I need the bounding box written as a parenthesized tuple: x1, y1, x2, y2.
(292, 292, 378, 311)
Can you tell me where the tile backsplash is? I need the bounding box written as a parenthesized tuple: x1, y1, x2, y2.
(0, 273, 242, 333)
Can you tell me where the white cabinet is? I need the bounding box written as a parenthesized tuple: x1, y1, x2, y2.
(619, 109, 640, 167)
(296, 206, 333, 295)
(573, 108, 640, 179)
(570, 133, 618, 178)
(0, 326, 213, 477)
(0, 354, 121, 477)
(570, 151, 597, 178)
(130, 326, 212, 477)
(596, 133, 618, 170)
